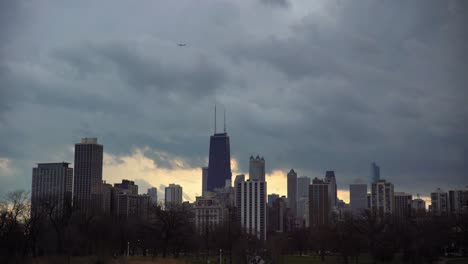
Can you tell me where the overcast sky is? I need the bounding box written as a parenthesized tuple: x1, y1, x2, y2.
(1, 0, 467, 202)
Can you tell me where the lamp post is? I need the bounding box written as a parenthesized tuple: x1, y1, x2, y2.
(219, 249, 222, 264)
(127, 241, 130, 257)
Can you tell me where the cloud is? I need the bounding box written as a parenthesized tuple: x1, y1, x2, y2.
(0, 0, 467, 201)
(260, 0, 290, 8)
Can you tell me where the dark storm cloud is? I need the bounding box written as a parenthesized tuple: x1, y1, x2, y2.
(0, 0, 467, 198)
(260, 0, 290, 8)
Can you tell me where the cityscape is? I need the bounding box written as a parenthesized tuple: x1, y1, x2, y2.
(1, 0, 467, 264)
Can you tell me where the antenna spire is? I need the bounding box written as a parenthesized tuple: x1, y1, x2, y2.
(214, 104, 217, 134)
(223, 107, 226, 133)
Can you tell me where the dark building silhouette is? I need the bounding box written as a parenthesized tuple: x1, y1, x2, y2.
(287, 169, 297, 217)
(31, 162, 73, 218)
(207, 107, 231, 191)
(394, 192, 412, 219)
(309, 177, 329, 228)
(73, 138, 103, 214)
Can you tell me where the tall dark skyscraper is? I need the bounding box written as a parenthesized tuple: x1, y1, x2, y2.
(287, 169, 297, 217)
(207, 107, 231, 191)
(73, 138, 103, 213)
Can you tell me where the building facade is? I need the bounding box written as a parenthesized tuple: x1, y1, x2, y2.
(324, 171, 337, 208)
(350, 183, 368, 213)
(249, 155, 265, 181)
(147, 187, 158, 205)
(309, 178, 330, 228)
(235, 179, 267, 240)
(448, 187, 468, 215)
(287, 169, 297, 217)
(165, 184, 183, 209)
(393, 192, 412, 219)
(31, 163, 73, 217)
(73, 138, 103, 214)
(431, 188, 448, 216)
(370, 180, 394, 216)
(202, 166, 209, 195)
(194, 193, 226, 234)
(207, 132, 231, 192)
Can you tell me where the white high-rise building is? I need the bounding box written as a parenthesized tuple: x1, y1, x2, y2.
(147, 187, 158, 205)
(431, 188, 448, 216)
(31, 163, 73, 218)
(370, 180, 394, 216)
(165, 184, 183, 209)
(249, 155, 265, 181)
(297, 176, 310, 222)
(235, 179, 267, 240)
(349, 183, 367, 213)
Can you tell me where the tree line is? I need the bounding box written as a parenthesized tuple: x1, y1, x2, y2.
(1, 190, 467, 264)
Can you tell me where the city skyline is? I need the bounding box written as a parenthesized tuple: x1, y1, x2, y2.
(1, 0, 467, 205)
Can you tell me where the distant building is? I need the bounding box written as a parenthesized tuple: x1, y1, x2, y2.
(147, 187, 158, 205)
(370, 180, 394, 216)
(287, 169, 297, 217)
(165, 184, 183, 209)
(370, 162, 380, 184)
(235, 179, 267, 240)
(268, 194, 280, 207)
(324, 171, 337, 208)
(448, 187, 468, 215)
(115, 179, 138, 195)
(411, 196, 426, 216)
(73, 138, 103, 214)
(202, 167, 209, 195)
(431, 188, 448, 216)
(350, 183, 367, 213)
(393, 192, 412, 219)
(309, 177, 330, 228)
(31, 163, 73, 218)
(296, 177, 310, 221)
(249, 155, 265, 181)
(234, 174, 245, 207)
(100, 181, 113, 214)
(268, 196, 287, 233)
(194, 192, 226, 233)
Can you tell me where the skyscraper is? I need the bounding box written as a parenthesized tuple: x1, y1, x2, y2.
(207, 107, 231, 191)
(297, 176, 310, 221)
(268, 193, 280, 207)
(393, 192, 412, 219)
(370, 162, 380, 184)
(31, 163, 73, 217)
(249, 155, 265, 181)
(287, 169, 297, 217)
(201, 166, 208, 195)
(370, 180, 394, 216)
(324, 171, 337, 208)
(430, 188, 448, 216)
(147, 187, 158, 205)
(349, 183, 367, 213)
(73, 138, 103, 214)
(165, 184, 183, 209)
(236, 179, 267, 240)
(309, 177, 330, 228)
(448, 187, 468, 215)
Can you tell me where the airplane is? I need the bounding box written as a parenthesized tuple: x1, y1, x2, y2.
(178, 43, 186, 47)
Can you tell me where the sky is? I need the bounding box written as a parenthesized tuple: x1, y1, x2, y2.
(0, 0, 467, 204)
